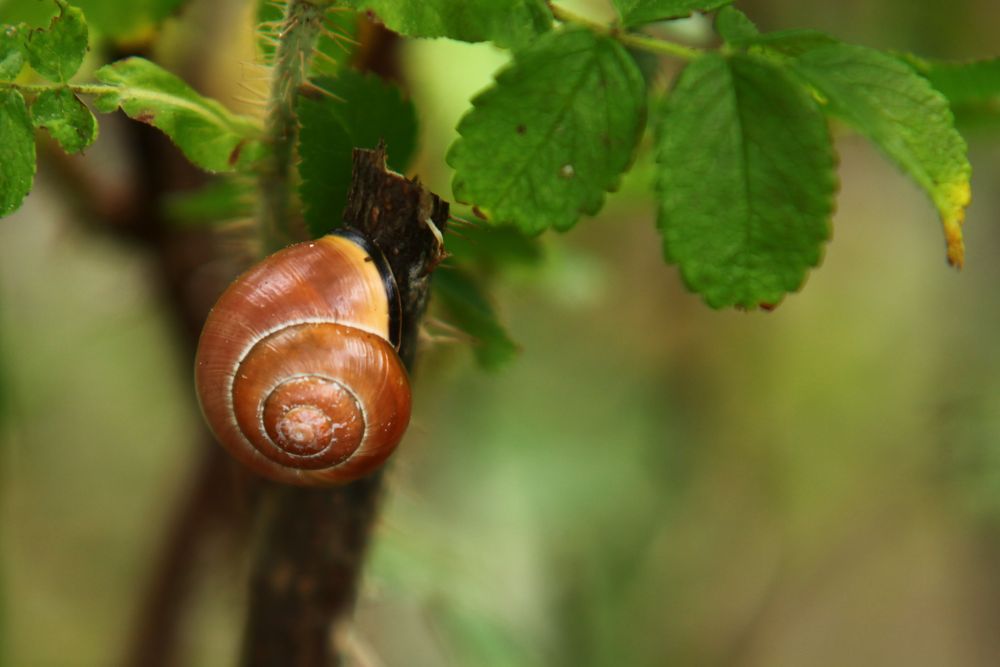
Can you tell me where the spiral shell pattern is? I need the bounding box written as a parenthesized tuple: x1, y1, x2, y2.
(195, 234, 411, 485)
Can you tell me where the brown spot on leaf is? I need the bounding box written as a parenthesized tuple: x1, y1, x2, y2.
(228, 140, 245, 167)
(135, 111, 155, 124)
(516, 124, 526, 135)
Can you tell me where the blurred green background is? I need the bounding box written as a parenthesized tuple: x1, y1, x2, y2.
(3, 0, 1000, 665)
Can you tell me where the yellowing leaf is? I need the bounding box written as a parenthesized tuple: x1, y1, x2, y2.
(792, 44, 972, 267)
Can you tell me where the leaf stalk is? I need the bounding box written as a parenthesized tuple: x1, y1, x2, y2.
(549, 3, 703, 61)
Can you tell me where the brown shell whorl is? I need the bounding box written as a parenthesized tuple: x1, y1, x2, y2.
(195, 234, 411, 486)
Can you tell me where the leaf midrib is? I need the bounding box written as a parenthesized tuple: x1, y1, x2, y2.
(484, 42, 603, 223)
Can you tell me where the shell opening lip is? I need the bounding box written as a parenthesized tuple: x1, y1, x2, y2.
(330, 228, 402, 350)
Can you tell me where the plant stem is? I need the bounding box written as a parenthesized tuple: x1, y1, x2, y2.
(257, 0, 328, 253)
(549, 3, 703, 60)
(240, 147, 448, 667)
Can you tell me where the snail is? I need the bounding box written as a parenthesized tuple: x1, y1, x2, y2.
(194, 230, 411, 486)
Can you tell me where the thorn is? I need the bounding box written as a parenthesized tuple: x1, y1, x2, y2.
(444, 227, 471, 241)
(299, 80, 344, 101)
(424, 317, 475, 340)
(322, 38, 352, 56)
(424, 217, 444, 249)
(423, 333, 468, 346)
(279, 17, 300, 39)
(239, 62, 273, 81)
(312, 48, 339, 68)
(232, 95, 269, 108)
(419, 325, 472, 347)
(240, 61, 274, 74)
(237, 80, 266, 98)
(448, 213, 477, 228)
(321, 26, 360, 46)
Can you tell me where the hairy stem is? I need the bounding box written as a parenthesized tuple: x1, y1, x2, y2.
(258, 0, 328, 252)
(549, 3, 704, 60)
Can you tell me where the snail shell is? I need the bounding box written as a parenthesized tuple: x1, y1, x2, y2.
(194, 231, 411, 486)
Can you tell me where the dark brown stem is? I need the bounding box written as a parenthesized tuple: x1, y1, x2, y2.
(50, 111, 258, 667)
(120, 443, 245, 667)
(239, 146, 448, 667)
(102, 117, 256, 667)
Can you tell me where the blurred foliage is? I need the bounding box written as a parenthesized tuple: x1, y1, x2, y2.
(163, 177, 255, 226)
(3, 0, 1000, 666)
(0, 0, 186, 42)
(431, 268, 520, 370)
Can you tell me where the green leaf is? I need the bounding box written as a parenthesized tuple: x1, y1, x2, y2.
(74, 0, 187, 42)
(30, 86, 96, 153)
(340, 0, 552, 49)
(655, 53, 836, 309)
(0, 89, 36, 216)
(297, 68, 417, 237)
(24, 0, 87, 83)
(792, 44, 971, 267)
(444, 221, 543, 268)
(448, 28, 646, 234)
(613, 0, 732, 28)
(93, 57, 262, 173)
(744, 29, 839, 58)
(0, 24, 26, 80)
(901, 56, 1000, 132)
(915, 57, 1000, 106)
(714, 5, 757, 44)
(433, 268, 519, 370)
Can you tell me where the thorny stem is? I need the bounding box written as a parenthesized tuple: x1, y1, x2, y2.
(257, 0, 329, 252)
(549, 3, 704, 61)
